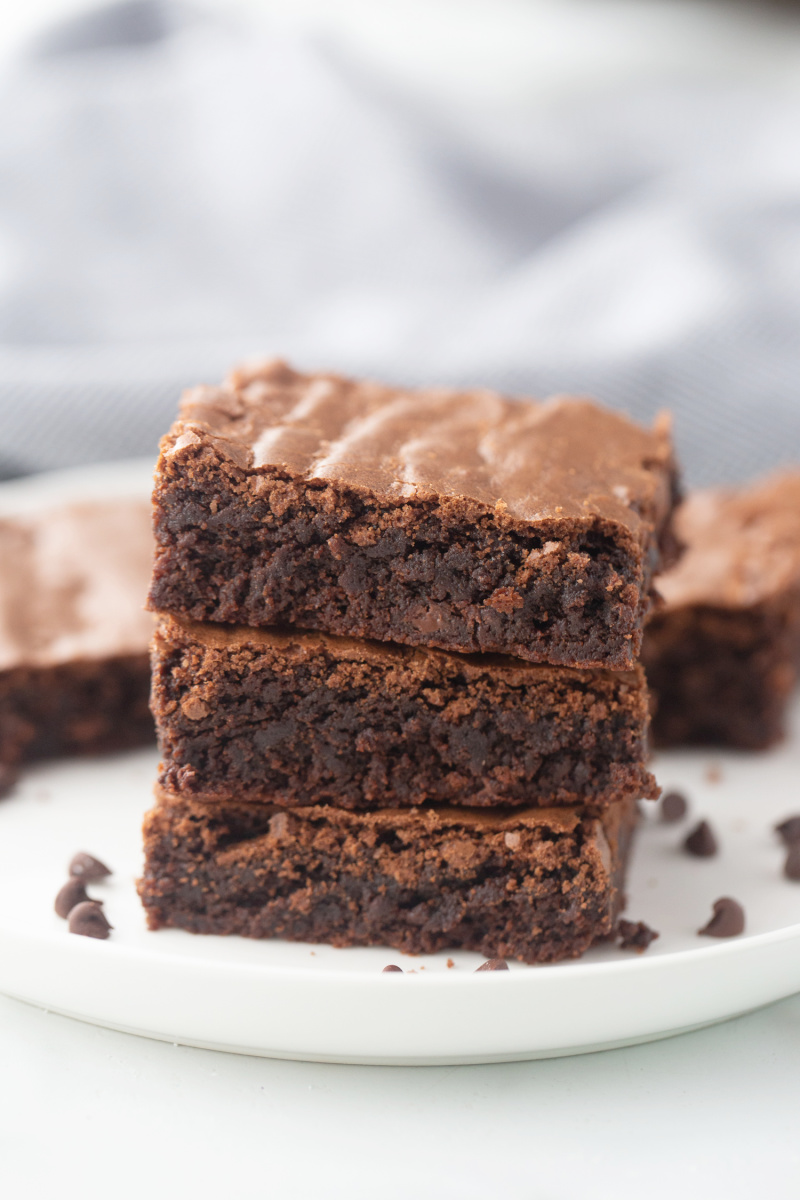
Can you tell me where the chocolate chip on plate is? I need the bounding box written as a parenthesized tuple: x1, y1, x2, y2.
(775, 815, 800, 845)
(382, 964, 403, 973)
(683, 820, 718, 858)
(784, 844, 800, 882)
(475, 959, 509, 972)
(617, 919, 659, 952)
(660, 791, 688, 823)
(67, 901, 112, 940)
(69, 852, 112, 881)
(54, 878, 93, 919)
(698, 897, 745, 938)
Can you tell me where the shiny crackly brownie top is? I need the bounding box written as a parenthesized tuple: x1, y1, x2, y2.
(0, 500, 154, 671)
(163, 359, 676, 541)
(657, 470, 800, 609)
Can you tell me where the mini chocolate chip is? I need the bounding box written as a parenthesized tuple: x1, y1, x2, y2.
(698, 897, 745, 938)
(617, 919, 659, 952)
(67, 901, 112, 939)
(475, 959, 509, 972)
(54, 878, 92, 919)
(784, 844, 800, 881)
(382, 964, 403, 973)
(69, 852, 112, 881)
(776, 815, 800, 845)
(660, 791, 688, 823)
(683, 820, 718, 858)
(0, 763, 19, 799)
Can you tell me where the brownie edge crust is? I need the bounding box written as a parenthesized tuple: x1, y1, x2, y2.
(139, 792, 637, 964)
(147, 361, 679, 670)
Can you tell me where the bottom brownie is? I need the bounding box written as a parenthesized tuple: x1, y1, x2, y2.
(0, 654, 154, 766)
(139, 790, 637, 964)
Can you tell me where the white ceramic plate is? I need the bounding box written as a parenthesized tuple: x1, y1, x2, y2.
(0, 460, 799, 1065)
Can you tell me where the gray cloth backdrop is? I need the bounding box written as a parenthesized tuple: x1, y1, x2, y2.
(1, 0, 799, 484)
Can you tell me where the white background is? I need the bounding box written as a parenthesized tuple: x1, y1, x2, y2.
(2, 3, 800, 1197)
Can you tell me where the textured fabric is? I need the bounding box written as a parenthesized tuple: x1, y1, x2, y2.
(0, 0, 798, 483)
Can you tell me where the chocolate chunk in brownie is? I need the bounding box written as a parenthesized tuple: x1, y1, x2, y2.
(0, 500, 155, 765)
(152, 614, 658, 810)
(138, 789, 637, 965)
(148, 360, 679, 669)
(644, 471, 800, 750)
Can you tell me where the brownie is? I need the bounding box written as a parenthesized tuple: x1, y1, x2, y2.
(643, 471, 800, 750)
(152, 614, 658, 809)
(147, 360, 680, 669)
(0, 500, 155, 766)
(139, 789, 638, 964)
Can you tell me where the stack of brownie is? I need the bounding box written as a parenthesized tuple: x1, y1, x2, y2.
(139, 361, 679, 964)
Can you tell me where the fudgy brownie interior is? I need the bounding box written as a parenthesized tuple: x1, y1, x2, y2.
(140, 792, 637, 964)
(153, 616, 658, 808)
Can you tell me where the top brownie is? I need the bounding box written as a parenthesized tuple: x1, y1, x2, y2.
(148, 361, 679, 668)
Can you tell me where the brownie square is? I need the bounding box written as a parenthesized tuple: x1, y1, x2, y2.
(139, 789, 637, 964)
(0, 500, 155, 766)
(148, 360, 679, 669)
(643, 471, 800, 750)
(152, 614, 658, 809)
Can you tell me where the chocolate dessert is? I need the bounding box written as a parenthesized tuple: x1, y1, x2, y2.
(148, 360, 679, 670)
(140, 789, 637, 965)
(644, 471, 800, 749)
(0, 500, 155, 767)
(152, 614, 657, 809)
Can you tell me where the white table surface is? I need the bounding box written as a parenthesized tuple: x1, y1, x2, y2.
(2, 4, 800, 1195)
(2, 989, 799, 1198)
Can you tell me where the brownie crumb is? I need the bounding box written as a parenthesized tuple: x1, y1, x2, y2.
(617, 919, 659, 952)
(475, 959, 509, 972)
(54, 878, 91, 919)
(784, 844, 800, 881)
(660, 791, 688, 823)
(698, 897, 745, 938)
(705, 764, 723, 784)
(776, 815, 800, 845)
(382, 964, 403, 973)
(67, 901, 113, 939)
(69, 852, 112, 882)
(683, 820, 718, 858)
